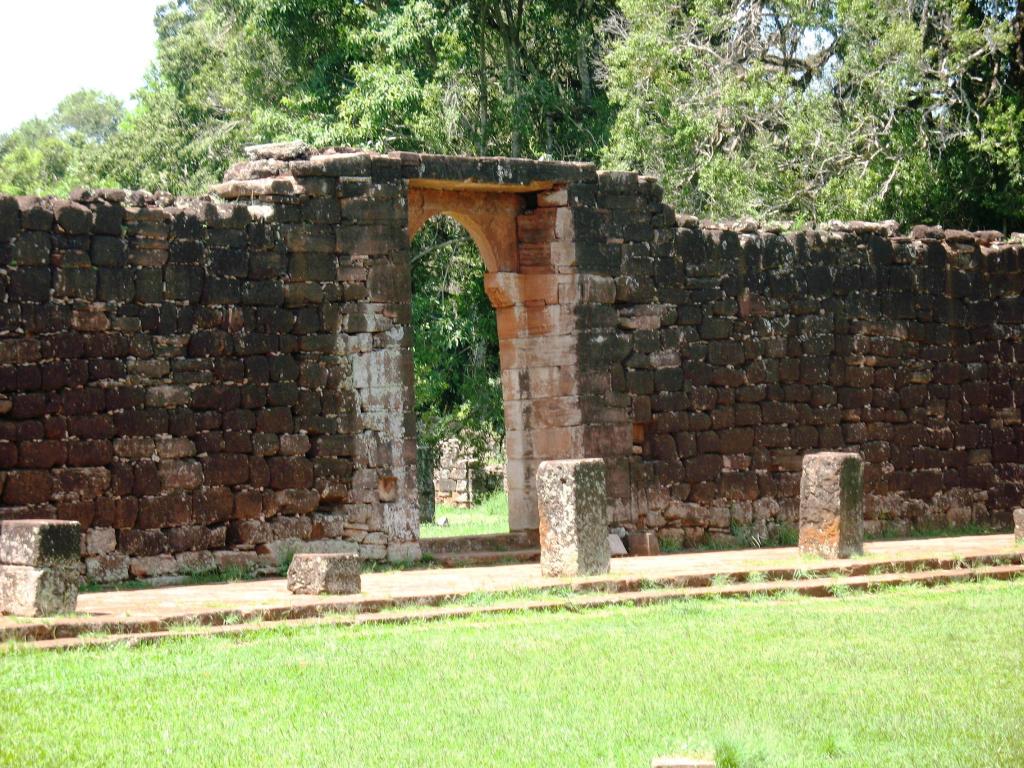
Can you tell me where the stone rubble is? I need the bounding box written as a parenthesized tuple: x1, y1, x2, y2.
(286, 552, 361, 595)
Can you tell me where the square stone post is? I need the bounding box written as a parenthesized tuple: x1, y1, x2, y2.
(798, 452, 864, 558)
(0, 519, 81, 617)
(1014, 508, 1023, 545)
(537, 458, 609, 576)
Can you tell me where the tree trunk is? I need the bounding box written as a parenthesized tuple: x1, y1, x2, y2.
(477, 2, 489, 154)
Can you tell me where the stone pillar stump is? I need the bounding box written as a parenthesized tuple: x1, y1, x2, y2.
(537, 458, 609, 577)
(1014, 508, 1024, 545)
(799, 452, 864, 558)
(0, 519, 81, 617)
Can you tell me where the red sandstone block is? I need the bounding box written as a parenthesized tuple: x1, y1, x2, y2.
(202, 455, 250, 486)
(18, 440, 67, 469)
(118, 528, 169, 557)
(234, 488, 264, 519)
(268, 457, 314, 490)
(93, 497, 138, 529)
(3, 471, 53, 505)
(66, 439, 113, 467)
(192, 487, 235, 526)
(137, 492, 192, 529)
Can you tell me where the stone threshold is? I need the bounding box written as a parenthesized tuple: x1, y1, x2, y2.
(16, 562, 1024, 652)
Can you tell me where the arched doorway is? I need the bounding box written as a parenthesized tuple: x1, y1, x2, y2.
(410, 214, 506, 537)
(408, 181, 583, 534)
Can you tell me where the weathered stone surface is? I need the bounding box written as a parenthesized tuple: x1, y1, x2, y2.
(0, 519, 80, 567)
(129, 555, 178, 579)
(537, 458, 609, 577)
(286, 552, 361, 595)
(1014, 508, 1024, 545)
(84, 552, 130, 584)
(798, 452, 864, 558)
(625, 531, 660, 557)
(608, 533, 627, 557)
(0, 565, 78, 616)
(386, 541, 422, 563)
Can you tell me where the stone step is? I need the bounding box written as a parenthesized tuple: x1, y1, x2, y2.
(23, 561, 1024, 651)
(420, 530, 539, 555)
(429, 548, 540, 568)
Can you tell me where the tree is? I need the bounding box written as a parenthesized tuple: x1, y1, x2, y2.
(602, 0, 1024, 230)
(410, 217, 504, 451)
(0, 90, 125, 196)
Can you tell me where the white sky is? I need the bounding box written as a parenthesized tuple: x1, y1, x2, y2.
(0, 0, 165, 133)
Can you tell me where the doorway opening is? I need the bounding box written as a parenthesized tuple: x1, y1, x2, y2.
(410, 215, 508, 540)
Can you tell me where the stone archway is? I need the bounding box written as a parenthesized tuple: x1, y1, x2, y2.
(407, 181, 583, 532)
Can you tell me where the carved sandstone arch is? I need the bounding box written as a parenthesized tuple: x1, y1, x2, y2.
(406, 181, 581, 532)
(407, 186, 526, 273)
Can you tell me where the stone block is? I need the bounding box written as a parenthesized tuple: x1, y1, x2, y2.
(1014, 508, 1024, 545)
(0, 565, 78, 616)
(286, 553, 361, 595)
(537, 458, 609, 577)
(608, 534, 627, 557)
(626, 531, 660, 557)
(84, 552, 130, 584)
(129, 555, 178, 579)
(0, 519, 80, 568)
(387, 542, 422, 563)
(798, 452, 864, 558)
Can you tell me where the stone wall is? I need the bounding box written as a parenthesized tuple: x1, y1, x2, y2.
(573, 170, 1024, 544)
(0, 144, 1020, 580)
(432, 438, 504, 508)
(0, 176, 417, 582)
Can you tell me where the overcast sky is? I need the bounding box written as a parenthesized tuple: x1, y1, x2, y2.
(0, 1, 164, 133)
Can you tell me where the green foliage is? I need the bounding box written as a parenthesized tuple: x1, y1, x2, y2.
(603, 0, 1024, 229)
(411, 217, 503, 449)
(0, 90, 125, 196)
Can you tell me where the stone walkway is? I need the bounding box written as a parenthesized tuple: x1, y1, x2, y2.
(2, 534, 1020, 645)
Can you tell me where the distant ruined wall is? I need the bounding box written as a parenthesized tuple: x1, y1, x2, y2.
(0, 144, 1020, 581)
(432, 437, 504, 509)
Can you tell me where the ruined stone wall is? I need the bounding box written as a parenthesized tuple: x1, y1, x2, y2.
(432, 437, 504, 508)
(576, 170, 1024, 544)
(0, 180, 417, 582)
(0, 145, 1019, 580)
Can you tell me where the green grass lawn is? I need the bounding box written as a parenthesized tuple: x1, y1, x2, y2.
(420, 491, 510, 538)
(2, 580, 1023, 767)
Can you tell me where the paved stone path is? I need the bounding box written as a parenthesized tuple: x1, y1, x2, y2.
(0, 533, 1014, 631)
